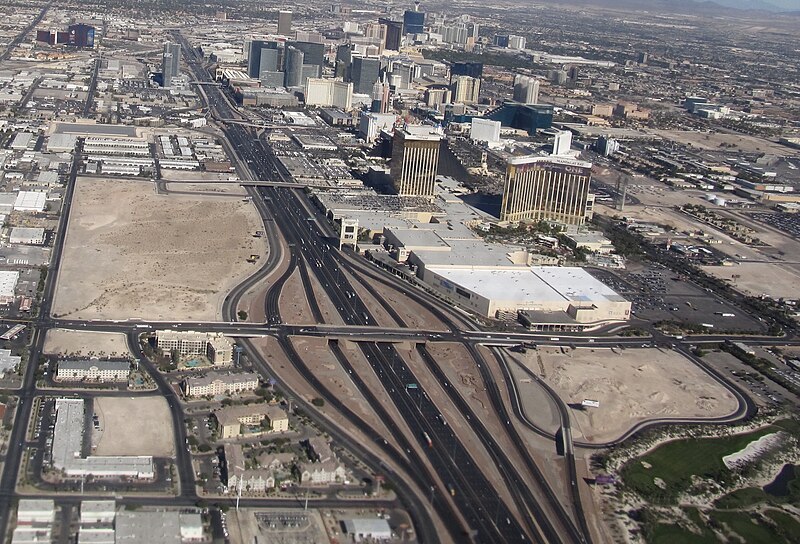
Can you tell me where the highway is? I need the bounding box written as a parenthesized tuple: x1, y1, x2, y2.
(0, 2, 51, 62)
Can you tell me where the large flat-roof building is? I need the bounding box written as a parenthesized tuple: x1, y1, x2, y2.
(423, 265, 630, 325)
(52, 398, 154, 479)
(390, 126, 443, 198)
(500, 155, 594, 225)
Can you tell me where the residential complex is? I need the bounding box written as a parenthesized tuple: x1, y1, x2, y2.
(181, 371, 259, 397)
(56, 360, 130, 382)
(214, 404, 289, 439)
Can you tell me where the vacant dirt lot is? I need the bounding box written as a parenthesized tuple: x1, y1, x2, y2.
(514, 347, 739, 443)
(44, 329, 130, 358)
(52, 177, 263, 321)
(92, 396, 174, 456)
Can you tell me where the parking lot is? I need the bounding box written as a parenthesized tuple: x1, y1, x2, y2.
(749, 212, 800, 239)
(590, 263, 766, 332)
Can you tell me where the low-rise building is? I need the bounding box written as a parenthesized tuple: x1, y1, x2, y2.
(156, 330, 233, 365)
(181, 371, 259, 397)
(214, 404, 289, 439)
(56, 360, 130, 382)
(9, 227, 45, 245)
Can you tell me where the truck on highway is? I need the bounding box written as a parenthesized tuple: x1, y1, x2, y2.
(423, 432, 432, 448)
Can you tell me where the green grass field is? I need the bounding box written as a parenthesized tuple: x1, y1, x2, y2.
(622, 426, 779, 503)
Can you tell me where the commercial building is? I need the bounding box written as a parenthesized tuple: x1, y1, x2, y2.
(287, 41, 324, 74)
(513, 75, 539, 104)
(552, 130, 573, 156)
(283, 46, 305, 87)
(162, 42, 181, 88)
(56, 360, 130, 382)
(52, 398, 155, 479)
(247, 40, 279, 79)
(359, 112, 396, 143)
(79, 500, 116, 525)
(9, 227, 45, 245)
(155, 330, 233, 365)
(0, 349, 21, 377)
(470, 118, 501, 145)
(500, 155, 594, 225)
(451, 61, 482, 79)
(380, 18, 403, 50)
(115, 511, 203, 544)
(181, 371, 259, 397)
(343, 519, 393, 542)
(14, 191, 47, 212)
(390, 125, 443, 197)
(487, 103, 553, 135)
(350, 56, 381, 95)
(16, 499, 55, 524)
(424, 265, 630, 324)
(277, 10, 293, 36)
(403, 9, 425, 35)
(450, 75, 481, 104)
(304, 78, 353, 109)
(67, 24, 95, 48)
(0, 270, 20, 304)
(214, 404, 289, 438)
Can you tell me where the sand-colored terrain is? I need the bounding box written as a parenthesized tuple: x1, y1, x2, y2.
(52, 177, 264, 321)
(92, 396, 174, 456)
(43, 328, 130, 358)
(514, 347, 739, 443)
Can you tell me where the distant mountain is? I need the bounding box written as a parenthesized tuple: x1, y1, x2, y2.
(705, 0, 796, 11)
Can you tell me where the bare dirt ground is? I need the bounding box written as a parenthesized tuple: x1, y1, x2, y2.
(159, 170, 238, 182)
(165, 182, 247, 196)
(52, 177, 263, 321)
(365, 278, 450, 331)
(648, 129, 799, 156)
(43, 329, 130, 358)
(92, 396, 174, 456)
(342, 268, 398, 329)
(703, 262, 800, 299)
(278, 268, 315, 324)
(514, 347, 739, 444)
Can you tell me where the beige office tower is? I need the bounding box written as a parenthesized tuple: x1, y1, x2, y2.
(390, 126, 443, 197)
(278, 10, 293, 35)
(500, 156, 594, 225)
(513, 74, 539, 104)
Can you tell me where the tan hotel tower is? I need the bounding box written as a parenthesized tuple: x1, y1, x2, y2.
(390, 125, 443, 197)
(500, 155, 594, 225)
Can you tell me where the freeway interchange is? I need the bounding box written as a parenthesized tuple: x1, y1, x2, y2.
(0, 29, 780, 544)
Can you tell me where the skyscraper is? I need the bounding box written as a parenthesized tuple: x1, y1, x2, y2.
(247, 40, 279, 79)
(451, 61, 483, 80)
(513, 75, 539, 104)
(278, 10, 293, 36)
(351, 56, 381, 95)
(450, 75, 480, 104)
(283, 46, 304, 87)
(403, 9, 425, 35)
(67, 24, 95, 48)
(287, 41, 324, 73)
(552, 130, 573, 156)
(380, 18, 403, 50)
(162, 42, 181, 88)
(390, 125, 443, 197)
(500, 156, 593, 225)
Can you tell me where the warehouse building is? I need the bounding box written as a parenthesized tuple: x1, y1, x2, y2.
(0, 270, 20, 304)
(9, 227, 45, 245)
(52, 398, 154, 479)
(14, 191, 47, 212)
